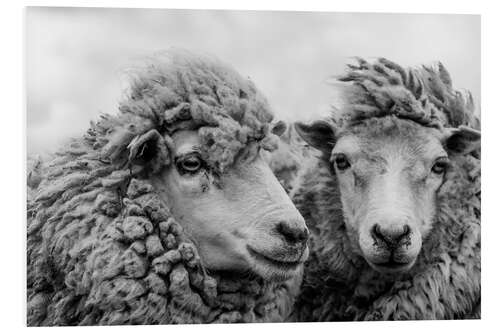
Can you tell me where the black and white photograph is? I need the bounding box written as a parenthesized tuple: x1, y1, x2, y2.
(3, 1, 498, 331)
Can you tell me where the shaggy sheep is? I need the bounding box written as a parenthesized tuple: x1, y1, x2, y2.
(27, 50, 309, 326)
(291, 58, 480, 321)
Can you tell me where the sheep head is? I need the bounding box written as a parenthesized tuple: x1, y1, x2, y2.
(149, 129, 309, 282)
(96, 50, 309, 282)
(295, 58, 480, 274)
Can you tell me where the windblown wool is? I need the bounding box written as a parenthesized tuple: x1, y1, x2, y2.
(263, 125, 314, 193)
(290, 58, 481, 321)
(27, 50, 297, 326)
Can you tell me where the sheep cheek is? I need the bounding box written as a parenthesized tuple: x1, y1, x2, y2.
(337, 176, 361, 229)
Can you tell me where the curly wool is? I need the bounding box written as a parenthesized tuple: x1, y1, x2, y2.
(121, 50, 279, 172)
(333, 57, 479, 130)
(27, 50, 296, 326)
(291, 59, 480, 321)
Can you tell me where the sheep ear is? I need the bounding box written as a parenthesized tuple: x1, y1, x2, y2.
(128, 129, 173, 173)
(443, 125, 481, 155)
(294, 120, 336, 155)
(271, 120, 287, 137)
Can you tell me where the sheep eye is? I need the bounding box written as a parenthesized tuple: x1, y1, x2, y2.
(333, 154, 351, 171)
(176, 154, 204, 174)
(431, 157, 450, 175)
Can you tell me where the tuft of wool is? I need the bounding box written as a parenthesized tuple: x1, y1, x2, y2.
(290, 59, 480, 321)
(118, 49, 280, 173)
(27, 50, 297, 326)
(263, 125, 315, 193)
(333, 57, 479, 130)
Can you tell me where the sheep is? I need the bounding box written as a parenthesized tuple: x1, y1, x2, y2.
(27, 50, 310, 326)
(262, 125, 314, 193)
(290, 58, 480, 321)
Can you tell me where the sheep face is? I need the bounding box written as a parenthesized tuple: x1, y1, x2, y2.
(295, 116, 480, 274)
(152, 130, 309, 282)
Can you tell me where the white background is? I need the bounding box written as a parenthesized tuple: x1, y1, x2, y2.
(1, 0, 499, 332)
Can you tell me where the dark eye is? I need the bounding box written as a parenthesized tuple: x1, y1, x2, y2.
(176, 154, 203, 174)
(333, 153, 351, 171)
(431, 157, 450, 175)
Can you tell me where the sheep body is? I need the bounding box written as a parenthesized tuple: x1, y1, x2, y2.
(27, 50, 298, 326)
(290, 59, 480, 321)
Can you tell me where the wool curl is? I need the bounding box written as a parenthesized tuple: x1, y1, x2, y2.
(333, 57, 479, 130)
(26, 50, 297, 326)
(290, 58, 480, 321)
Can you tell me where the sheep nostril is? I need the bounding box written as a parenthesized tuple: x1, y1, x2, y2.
(401, 225, 411, 238)
(277, 221, 309, 245)
(371, 224, 411, 248)
(372, 224, 383, 240)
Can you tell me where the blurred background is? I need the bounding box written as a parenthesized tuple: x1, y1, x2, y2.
(26, 7, 480, 154)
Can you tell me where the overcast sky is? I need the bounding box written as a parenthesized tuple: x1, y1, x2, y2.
(26, 7, 480, 154)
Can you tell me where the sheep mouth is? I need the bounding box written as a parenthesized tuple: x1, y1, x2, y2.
(366, 258, 415, 274)
(247, 246, 304, 272)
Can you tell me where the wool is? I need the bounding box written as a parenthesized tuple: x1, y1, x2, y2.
(290, 58, 480, 321)
(27, 50, 297, 326)
(333, 58, 479, 130)
(263, 125, 315, 193)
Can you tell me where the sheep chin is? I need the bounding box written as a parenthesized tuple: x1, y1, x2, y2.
(245, 245, 308, 283)
(364, 257, 417, 275)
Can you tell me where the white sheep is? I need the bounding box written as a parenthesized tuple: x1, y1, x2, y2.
(291, 58, 480, 320)
(27, 50, 309, 325)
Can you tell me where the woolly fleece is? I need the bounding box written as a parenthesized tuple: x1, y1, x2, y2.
(27, 50, 297, 326)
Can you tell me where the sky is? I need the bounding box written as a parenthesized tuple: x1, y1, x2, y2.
(26, 7, 480, 154)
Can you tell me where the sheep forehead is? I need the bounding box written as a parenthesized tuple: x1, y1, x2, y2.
(332, 136, 360, 156)
(336, 119, 446, 170)
(171, 130, 200, 155)
(169, 129, 262, 168)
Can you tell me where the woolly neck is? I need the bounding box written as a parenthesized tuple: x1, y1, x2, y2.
(28, 170, 297, 325)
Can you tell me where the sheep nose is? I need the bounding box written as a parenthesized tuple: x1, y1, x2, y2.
(371, 224, 411, 249)
(277, 220, 309, 245)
